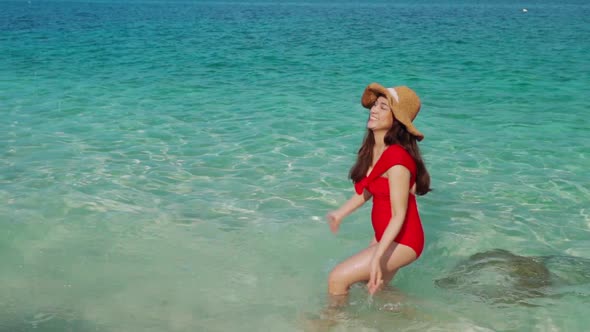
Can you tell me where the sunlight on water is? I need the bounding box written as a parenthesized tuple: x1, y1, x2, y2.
(1, 0, 589, 331)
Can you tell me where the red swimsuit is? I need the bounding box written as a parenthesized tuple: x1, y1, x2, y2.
(354, 145, 425, 258)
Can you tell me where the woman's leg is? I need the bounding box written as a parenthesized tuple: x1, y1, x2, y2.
(382, 244, 417, 287)
(328, 245, 376, 296)
(328, 242, 417, 297)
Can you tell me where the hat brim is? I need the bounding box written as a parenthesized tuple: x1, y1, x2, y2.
(361, 83, 392, 109)
(361, 83, 424, 141)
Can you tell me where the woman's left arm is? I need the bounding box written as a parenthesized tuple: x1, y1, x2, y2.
(368, 165, 411, 293)
(374, 165, 411, 257)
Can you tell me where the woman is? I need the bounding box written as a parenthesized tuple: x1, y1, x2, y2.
(327, 83, 431, 298)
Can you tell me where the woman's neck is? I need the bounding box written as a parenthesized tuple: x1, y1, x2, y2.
(373, 130, 387, 152)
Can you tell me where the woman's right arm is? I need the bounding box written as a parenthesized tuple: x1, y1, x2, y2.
(327, 190, 372, 234)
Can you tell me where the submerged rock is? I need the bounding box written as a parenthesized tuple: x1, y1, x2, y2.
(435, 249, 590, 305)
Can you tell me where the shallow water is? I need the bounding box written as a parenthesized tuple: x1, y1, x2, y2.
(1, 0, 589, 331)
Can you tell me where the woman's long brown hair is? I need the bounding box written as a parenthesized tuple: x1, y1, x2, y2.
(349, 121, 431, 196)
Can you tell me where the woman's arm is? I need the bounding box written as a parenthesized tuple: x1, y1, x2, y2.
(335, 190, 372, 219)
(373, 165, 411, 258)
(367, 165, 411, 293)
(327, 190, 372, 234)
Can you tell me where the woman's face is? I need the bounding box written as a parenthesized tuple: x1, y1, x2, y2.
(367, 96, 394, 131)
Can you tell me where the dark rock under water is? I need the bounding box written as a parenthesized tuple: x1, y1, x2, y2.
(435, 249, 590, 305)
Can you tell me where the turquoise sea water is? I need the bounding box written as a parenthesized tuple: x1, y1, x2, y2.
(1, 0, 589, 331)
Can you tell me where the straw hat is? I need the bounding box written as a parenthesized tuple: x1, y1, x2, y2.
(361, 83, 424, 141)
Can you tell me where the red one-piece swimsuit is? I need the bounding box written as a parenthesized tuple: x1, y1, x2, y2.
(354, 144, 425, 258)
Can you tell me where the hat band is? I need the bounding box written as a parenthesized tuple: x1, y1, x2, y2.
(387, 88, 399, 102)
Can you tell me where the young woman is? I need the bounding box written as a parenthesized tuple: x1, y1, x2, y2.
(326, 83, 431, 298)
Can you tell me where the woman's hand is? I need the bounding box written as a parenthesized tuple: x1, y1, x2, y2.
(367, 255, 384, 295)
(326, 211, 343, 234)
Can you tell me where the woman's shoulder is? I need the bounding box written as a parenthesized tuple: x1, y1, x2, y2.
(384, 144, 410, 157)
(383, 145, 415, 168)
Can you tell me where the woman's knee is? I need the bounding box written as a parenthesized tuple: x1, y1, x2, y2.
(328, 267, 349, 295)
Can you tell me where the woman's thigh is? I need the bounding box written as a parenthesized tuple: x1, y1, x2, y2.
(382, 243, 417, 284)
(384, 243, 417, 272)
(331, 242, 417, 287)
(330, 245, 376, 287)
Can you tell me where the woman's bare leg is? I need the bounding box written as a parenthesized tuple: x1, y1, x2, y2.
(328, 242, 417, 298)
(328, 245, 376, 297)
(382, 244, 416, 287)
(312, 242, 418, 331)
